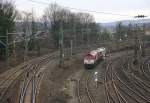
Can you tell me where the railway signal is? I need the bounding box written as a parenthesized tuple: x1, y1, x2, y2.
(94, 71, 98, 88)
(134, 15, 147, 18)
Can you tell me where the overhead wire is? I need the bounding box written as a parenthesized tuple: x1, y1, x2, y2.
(28, 0, 133, 18)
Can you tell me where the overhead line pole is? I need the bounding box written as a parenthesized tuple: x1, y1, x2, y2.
(141, 24, 145, 57)
(6, 30, 9, 67)
(133, 15, 147, 65)
(70, 39, 73, 56)
(133, 25, 138, 65)
(24, 28, 28, 62)
(13, 40, 16, 64)
(23, 12, 32, 62)
(59, 21, 64, 67)
(134, 15, 147, 57)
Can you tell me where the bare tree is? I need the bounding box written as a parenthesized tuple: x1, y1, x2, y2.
(0, 0, 17, 58)
(44, 3, 99, 48)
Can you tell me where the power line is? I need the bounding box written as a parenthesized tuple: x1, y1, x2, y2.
(28, 0, 133, 17)
(29, 0, 49, 5)
(64, 7, 132, 17)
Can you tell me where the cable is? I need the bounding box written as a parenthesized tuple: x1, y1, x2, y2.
(28, 0, 133, 17)
(29, 0, 49, 5)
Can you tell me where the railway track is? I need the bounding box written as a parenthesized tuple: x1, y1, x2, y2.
(77, 71, 95, 103)
(104, 59, 128, 103)
(125, 56, 150, 100)
(114, 71, 150, 103)
(0, 46, 149, 103)
(0, 46, 91, 103)
(19, 54, 57, 103)
(19, 65, 43, 103)
(140, 57, 150, 80)
(104, 51, 150, 103)
(0, 52, 58, 103)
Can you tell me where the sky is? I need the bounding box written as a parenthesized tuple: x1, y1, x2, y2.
(15, 0, 150, 23)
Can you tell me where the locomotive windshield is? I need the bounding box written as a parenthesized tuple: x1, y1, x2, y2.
(85, 54, 95, 59)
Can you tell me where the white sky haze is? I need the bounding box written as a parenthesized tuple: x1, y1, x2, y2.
(15, 0, 150, 23)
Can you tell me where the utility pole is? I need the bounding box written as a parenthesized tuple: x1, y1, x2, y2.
(24, 31, 28, 62)
(141, 24, 145, 57)
(23, 12, 32, 62)
(6, 30, 9, 67)
(70, 39, 73, 56)
(73, 19, 76, 49)
(86, 23, 89, 47)
(31, 9, 36, 53)
(134, 15, 147, 57)
(133, 25, 138, 65)
(59, 21, 64, 67)
(133, 15, 147, 65)
(13, 40, 16, 64)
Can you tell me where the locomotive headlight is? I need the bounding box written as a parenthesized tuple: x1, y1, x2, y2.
(94, 72, 98, 75)
(94, 71, 98, 80)
(95, 78, 98, 82)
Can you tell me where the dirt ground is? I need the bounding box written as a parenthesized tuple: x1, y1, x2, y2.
(37, 53, 85, 103)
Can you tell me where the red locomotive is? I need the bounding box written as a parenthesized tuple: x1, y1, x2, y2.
(84, 47, 106, 69)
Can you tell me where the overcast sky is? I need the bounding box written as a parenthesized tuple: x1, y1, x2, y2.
(15, 0, 150, 23)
